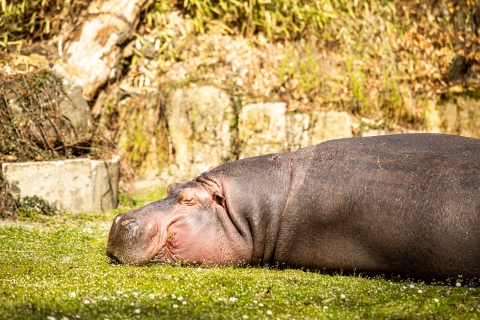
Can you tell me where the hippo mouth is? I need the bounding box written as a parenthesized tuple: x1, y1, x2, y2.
(149, 245, 179, 264)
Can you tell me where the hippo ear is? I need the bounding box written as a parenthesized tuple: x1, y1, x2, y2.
(213, 192, 225, 207)
(167, 183, 180, 196)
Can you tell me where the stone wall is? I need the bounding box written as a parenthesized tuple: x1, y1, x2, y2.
(2, 158, 119, 213)
(112, 85, 480, 181)
(115, 86, 354, 179)
(167, 86, 234, 177)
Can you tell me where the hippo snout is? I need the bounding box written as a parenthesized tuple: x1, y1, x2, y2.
(106, 213, 163, 265)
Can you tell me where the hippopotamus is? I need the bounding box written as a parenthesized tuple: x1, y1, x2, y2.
(107, 133, 480, 280)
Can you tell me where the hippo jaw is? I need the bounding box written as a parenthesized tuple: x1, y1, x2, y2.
(106, 213, 165, 265)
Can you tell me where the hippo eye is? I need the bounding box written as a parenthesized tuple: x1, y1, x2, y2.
(179, 188, 198, 206)
(180, 197, 197, 206)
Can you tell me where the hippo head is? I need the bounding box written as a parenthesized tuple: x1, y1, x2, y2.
(106, 180, 250, 266)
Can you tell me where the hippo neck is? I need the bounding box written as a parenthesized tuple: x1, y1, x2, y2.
(198, 152, 293, 266)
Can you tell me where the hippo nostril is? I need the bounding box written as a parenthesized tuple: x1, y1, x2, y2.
(121, 218, 136, 227)
(108, 253, 121, 264)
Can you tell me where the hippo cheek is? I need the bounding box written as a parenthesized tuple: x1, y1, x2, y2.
(167, 216, 235, 266)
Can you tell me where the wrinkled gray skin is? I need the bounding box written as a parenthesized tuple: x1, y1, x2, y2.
(107, 134, 480, 280)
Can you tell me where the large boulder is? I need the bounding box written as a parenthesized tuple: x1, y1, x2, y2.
(0, 71, 93, 160)
(239, 102, 288, 158)
(113, 94, 169, 178)
(167, 86, 234, 177)
(240, 103, 353, 157)
(437, 92, 480, 138)
(58, 0, 148, 100)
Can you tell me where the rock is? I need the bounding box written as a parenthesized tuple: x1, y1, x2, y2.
(2, 158, 119, 213)
(60, 0, 148, 100)
(287, 110, 353, 150)
(167, 86, 233, 177)
(55, 76, 93, 145)
(239, 102, 288, 158)
(114, 94, 169, 178)
(287, 112, 310, 151)
(310, 110, 353, 144)
(0, 70, 93, 156)
(437, 93, 480, 138)
(240, 104, 353, 156)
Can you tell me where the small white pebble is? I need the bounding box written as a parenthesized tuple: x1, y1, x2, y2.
(266, 310, 272, 315)
(173, 304, 178, 308)
(69, 292, 76, 298)
(418, 290, 423, 294)
(259, 303, 264, 307)
(456, 282, 461, 287)
(134, 309, 140, 314)
(149, 294, 155, 299)
(84, 300, 90, 304)
(340, 294, 346, 299)
(434, 298, 439, 303)
(229, 297, 238, 302)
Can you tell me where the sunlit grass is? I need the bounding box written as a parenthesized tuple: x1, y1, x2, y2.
(1, 188, 480, 319)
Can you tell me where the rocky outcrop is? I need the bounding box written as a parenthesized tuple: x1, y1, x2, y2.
(239, 103, 353, 158)
(0, 71, 93, 161)
(436, 92, 480, 138)
(106, 85, 480, 182)
(58, 0, 148, 100)
(239, 102, 288, 158)
(167, 86, 234, 177)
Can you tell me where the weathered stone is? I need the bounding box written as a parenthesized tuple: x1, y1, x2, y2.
(114, 94, 169, 178)
(437, 94, 480, 138)
(28, 76, 93, 147)
(2, 158, 119, 213)
(59, 0, 147, 100)
(240, 105, 353, 156)
(239, 102, 288, 158)
(424, 100, 442, 133)
(1, 71, 93, 153)
(167, 86, 233, 177)
(287, 113, 310, 151)
(56, 76, 94, 145)
(310, 110, 353, 144)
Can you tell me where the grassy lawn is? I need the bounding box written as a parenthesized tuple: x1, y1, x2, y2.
(1, 189, 480, 319)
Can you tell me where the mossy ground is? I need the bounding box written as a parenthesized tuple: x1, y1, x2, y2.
(1, 188, 480, 319)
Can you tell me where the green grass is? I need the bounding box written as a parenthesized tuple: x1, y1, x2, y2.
(1, 189, 480, 319)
